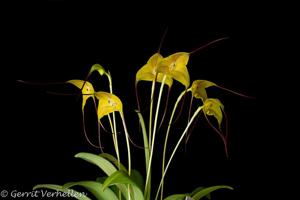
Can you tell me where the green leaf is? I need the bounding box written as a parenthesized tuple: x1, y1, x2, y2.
(191, 185, 233, 200)
(33, 184, 90, 200)
(96, 177, 121, 198)
(102, 170, 144, 200)
(93, 169, 129, 200)
(64, 181, 118, 200)
(86, 162, 128, 199)
(75, 152, 117, 176)
(130, 169, 144, 191)
(99, 153, 128, 172)
(164, 194, 190, 200)
(189, 187, 211, 200)
(135, 110, 150, 176)
(190, 187, 205, 196)
(96, 176, 107, 183)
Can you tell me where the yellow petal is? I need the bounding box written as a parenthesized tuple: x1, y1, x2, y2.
(157, 52, 190, 88)
(190, 80, 217, 101)
(95, 92, 123, 120)
(67, 79, 95, 110)
(136, 53, 173, 88)
(203, 98, 224, 127)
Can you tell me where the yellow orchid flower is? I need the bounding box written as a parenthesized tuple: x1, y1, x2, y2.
(136, 53, 173, 88)
(156, 52, 190, 88)
(88, 63, 106, 76)
(190, 79, 254, 102)
(203, 98, 229, 157)
(154, 37, 229, 89)
(203, 98, 224, 128)
(95, 92, 123, 120)
(67, 79, 95, 111)
(190, 80, 217, 102)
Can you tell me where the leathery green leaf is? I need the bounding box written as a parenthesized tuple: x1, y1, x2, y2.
(63, 181, 118, 200)
(190, 187, 211, 199)
(33, 184, 90, 200)
(164, 194, 190, 200)
(75, 152, 117, 176)
(130, 169, 144, 191)
(75, 153, 130, 199)
(192, 185, 233, 200)
(96, 177, 120, 197)
(99, 153, 128, 173)
(102, 170, 144, 200)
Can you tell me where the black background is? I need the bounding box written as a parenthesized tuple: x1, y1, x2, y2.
(4, 1, 258, 199)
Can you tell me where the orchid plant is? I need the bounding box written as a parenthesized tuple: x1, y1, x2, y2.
(30, 36, 251, 200)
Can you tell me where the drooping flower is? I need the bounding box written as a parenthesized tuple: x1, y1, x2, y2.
(190, 80, 217, 102)
(203, 98, 228, 157)
(67, 79, 102, 149)
(67, 79, 95, 111)
(190, 79, 254, 101)
(203, 98, 224, 128)
(88, 63, 107, 77)
(95, 92, 123, 120)
(188, 80, 229, 156)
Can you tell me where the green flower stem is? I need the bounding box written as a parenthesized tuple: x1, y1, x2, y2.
(145, 75, 166, 200)
(120, 112, 132, 200)
(108, 114, 121, 169)
(145, 78, 156, 200)
(106, 72, 122, 177)
(105, 72, 119, 164)
(148, 79, 156, 148)
(105, 72, 118, 145)
(155, 106, 203, 200)
(120, 112, 132, 175)
(160, 89, 187, 200)
(108, 114, 122, 200)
